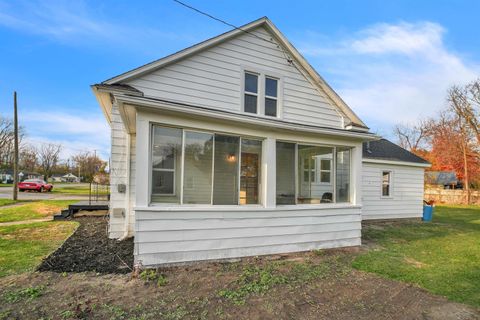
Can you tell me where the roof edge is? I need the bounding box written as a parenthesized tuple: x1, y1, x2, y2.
(101, 16, 368, 128)
(363, 158, 431, 168)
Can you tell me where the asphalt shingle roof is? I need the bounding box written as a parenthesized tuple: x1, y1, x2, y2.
(363, 139, 430, 164)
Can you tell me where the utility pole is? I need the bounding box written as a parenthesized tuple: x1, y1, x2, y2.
(12, 92, 19, 201)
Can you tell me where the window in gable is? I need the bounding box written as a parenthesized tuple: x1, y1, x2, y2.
(243, 71, 281, 117)
(244, 73, 258, 114)
(265, 77, 278, 117)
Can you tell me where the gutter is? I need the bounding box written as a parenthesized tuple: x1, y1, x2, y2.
(119, 132, 132, 240)
(362, 158, 431, 168)
(115, 94, 379, 141)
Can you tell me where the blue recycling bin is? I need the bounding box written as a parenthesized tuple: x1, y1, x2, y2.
(423, 205, 434, 222)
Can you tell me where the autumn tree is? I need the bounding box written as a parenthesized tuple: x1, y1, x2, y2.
(38, 143, 62, 180)
(71, 151, 106, 183)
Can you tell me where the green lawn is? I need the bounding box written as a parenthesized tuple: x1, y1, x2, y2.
(353, 205, 480, 307)
(0, 221, 78, 277)
(51, 184, 109, 195)
(0, 200, 77, 223)
(0, 200, 20, 207)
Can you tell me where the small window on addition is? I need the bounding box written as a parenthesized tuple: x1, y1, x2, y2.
(382, 171, 391, 197)
(265, 77, 278, 117)
(244, 73, 258, 114)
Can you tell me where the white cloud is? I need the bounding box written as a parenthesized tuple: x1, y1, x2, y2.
(350, 22, 444, 56)
(21, 110, 110, 160)
(0, 0, 186, 47)
(298, 21, 480, 138)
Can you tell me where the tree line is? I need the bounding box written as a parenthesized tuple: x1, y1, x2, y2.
(395, 79, 480, 201)
(0, 116, 107, 182)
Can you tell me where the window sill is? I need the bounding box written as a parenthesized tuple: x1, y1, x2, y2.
(134, 203, 361, 212)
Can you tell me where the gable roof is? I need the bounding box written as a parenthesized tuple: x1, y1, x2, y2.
(101, 17, 368, 129)
(363, 139, 430, 165)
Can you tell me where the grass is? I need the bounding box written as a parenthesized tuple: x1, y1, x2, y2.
(218, 256, 348, 305)
(0, 200, 20, 207)
(51, 184, 109, 195)
(0, 200, 77, 223)
(353, 205, 480, 307)
(0, 221, 78, 277)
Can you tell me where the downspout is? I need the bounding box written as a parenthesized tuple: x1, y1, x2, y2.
(120, 132, 131, 240)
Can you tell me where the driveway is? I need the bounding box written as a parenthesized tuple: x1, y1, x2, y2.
(0, 186, 89, 201)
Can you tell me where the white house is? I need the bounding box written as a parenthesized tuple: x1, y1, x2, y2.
(92, 17, 429, 267)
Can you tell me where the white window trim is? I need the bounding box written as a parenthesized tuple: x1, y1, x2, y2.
(240, 66, 283, 119)
(318, 156, 333, 185)
(381, 170, 393, 198)
(277, 142, 351, 205)
(150, 129, 179, 198)
(150, 123, 264, 206)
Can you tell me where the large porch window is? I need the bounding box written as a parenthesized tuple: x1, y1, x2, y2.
(276, 142, 352, 205)
(151, 124, 262, 205)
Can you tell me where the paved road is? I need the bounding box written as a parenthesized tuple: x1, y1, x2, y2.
(0, 186, 89, 200)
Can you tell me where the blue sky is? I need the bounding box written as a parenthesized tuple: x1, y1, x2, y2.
(0, 0, 479, 160)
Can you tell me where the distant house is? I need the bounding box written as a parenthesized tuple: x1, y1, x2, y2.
(51, 173, 80, 183)
(1, 169, 42, 183)
(93, 17, 430, 267)
(0, 169, 13, 184)
(425, 171, 461, 189)
(62, 173, 80, 183)
(19, 171, 43, 181)
(51, 174, 64, 183)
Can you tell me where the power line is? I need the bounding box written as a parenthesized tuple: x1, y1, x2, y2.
(172, 0, 294, 65)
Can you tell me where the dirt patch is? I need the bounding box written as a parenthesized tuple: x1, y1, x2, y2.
(37, 217, 133, 274)
(1, 250, 478, 319)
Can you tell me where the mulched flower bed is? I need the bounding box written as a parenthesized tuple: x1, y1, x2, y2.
(38, 216, 134, 274)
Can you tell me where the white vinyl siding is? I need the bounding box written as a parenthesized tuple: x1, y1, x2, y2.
(109, 104, 136, 238)
(362, 162, 425, 220)
(134, 206, 361, 266)
(126, 26, 344, 128)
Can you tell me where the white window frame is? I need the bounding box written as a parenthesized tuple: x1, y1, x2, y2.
(318, 156, 332, 184)
(381, 170, 393, 198)
(151, 129, 179, 197)
(150, 123, 264, 206)
(264, 76, 279, 117)
(241, 67, 283, 119)
(243, 71, 259, 114)
(276, 141, 351, 205)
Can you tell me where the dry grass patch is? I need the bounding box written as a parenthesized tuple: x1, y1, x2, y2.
(0, 201, 76, 223)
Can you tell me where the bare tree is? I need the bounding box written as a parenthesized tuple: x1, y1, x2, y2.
(0, 116, 25, 167)
(38, 143, 62, 180)
(449, 79, 480, 147)
(19, 145, 38, 172)
(394, 120, 429, 152)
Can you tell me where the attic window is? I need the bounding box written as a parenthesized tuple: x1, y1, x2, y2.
(243, 71, 280, 118)
(244, 73, 258, 114)
(265, 77, 278, 117)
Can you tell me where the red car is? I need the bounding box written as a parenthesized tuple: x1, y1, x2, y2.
(18, 179, 53, 192)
